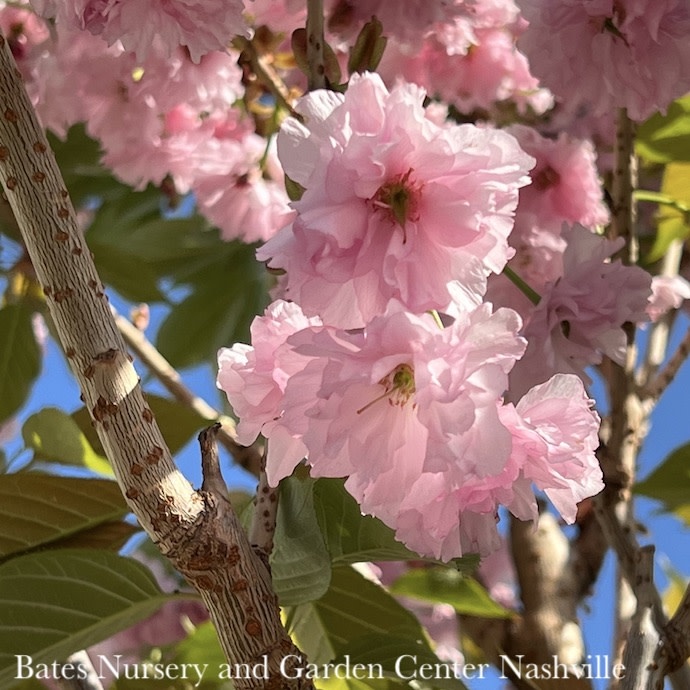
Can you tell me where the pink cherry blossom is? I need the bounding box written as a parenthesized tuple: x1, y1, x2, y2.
(477, 536, 519, 609)
(193, 135, 294, 244)
(517, 0, 690, 121)
(509, 225, 653, 396)
(0, 3, 49, 65)
(279, 303, 529, 558)
(219, 298, 603, 559)
(375, 1, 553, 117)
(258, 72, 534, 328)
(647, 275, 690, 322)
(508, 124, 609, 231)
(33, 0, 249, 63)
(216, 301, 322, 485)
(499, 374, 603, 523)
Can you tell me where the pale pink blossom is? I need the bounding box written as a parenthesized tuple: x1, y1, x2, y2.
(517, 0, 690, 121)
(508, 125, 609, 231)
(259, 72, 534, 328)
(220, 299, 603, 558)
(34, 0, 249, 63)
(376, 2, 553, 117)
(0, 3, 49, 65)
(193, 135, 294, 244)
(0, 416, 19, 445)
(485, 219, 566, 318)
(278, 303, 529, 557)
(509, 225, 653, 396)
(647, 275, 690, 322)
(216, 301, 322, 484)
(499, 374, 603, 523)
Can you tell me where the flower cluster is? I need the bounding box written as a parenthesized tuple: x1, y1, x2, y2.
(9, 1, 291, 244)
(215, 71, 633, 559)
(219, 300, 602, 559)
(30, 0, 249, 62)
(517, 0, 690, 121)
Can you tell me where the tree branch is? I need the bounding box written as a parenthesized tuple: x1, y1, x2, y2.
(642, 325, 690, 401)
(114, 307, 262, 476)
(0, 30, 309, 689)
(249, 445, 279, 561)
(234, 35, 301, 120)
(306, 0, 326, 89)
(610, 108, 638, 264)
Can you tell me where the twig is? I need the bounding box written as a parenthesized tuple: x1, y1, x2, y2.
(0, 30, 309, 690)
(642, 326, 690, 401)
(620, 547, 659, 690)
(593, 498, 690, 690)
(610, 108, 638, 264)
(199, 423, 228, 499)
(602, 106, 644, 677)
(510, 513, 591, 685)
(114, 308, 262, 476)
(249, 445, 279, 560)
(306, 0, 326, 89)
(234, 36, 301, 120)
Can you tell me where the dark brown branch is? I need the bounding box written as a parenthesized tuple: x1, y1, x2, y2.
(200, 423, 228, 499)
(306, 0, 326, 89)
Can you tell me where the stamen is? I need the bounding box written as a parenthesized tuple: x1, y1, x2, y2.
(356, 363, 416, 414)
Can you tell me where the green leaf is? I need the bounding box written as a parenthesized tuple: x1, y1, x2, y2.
(637, 95, 690, 164)
(348, 17, 387, 75)
(390, 568, 512, 619)
(0, 549, 173, 688)
(0, 304, 42, 425)
(0, 475, 129, 560)
(156, 241, 269, 369)
(48, 125, 132, 206)
(635, 442, 690, 523)
(285, 566, 426, 666)
(334, 635, 469, 690)
(646, 163, 690, 263)
(313, 479, 423, 565)
(271, 476, 331, 606)
(85, 188, 168, 302)
(22, 408, 111, 475)
(107, 217, 220, 276)
(72, 394, 206, 458)
(52, 521, 140, 552)
(285, 175, 305, 202)
(313, 479, 478, 574)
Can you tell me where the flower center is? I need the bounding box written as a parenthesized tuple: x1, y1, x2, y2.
(357, 363, 416, 415)
(371, 169, 421, 243)
(532, 164, 560, 191)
